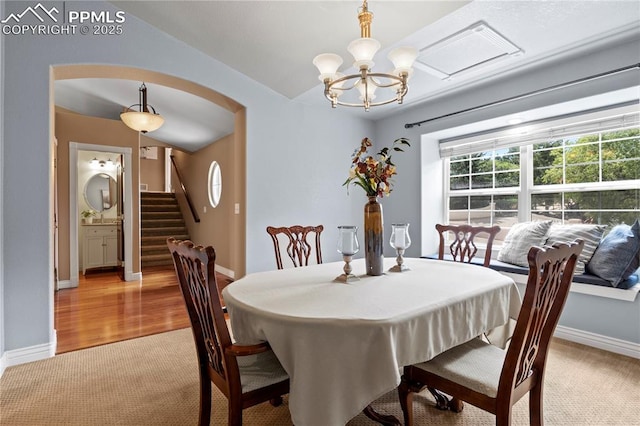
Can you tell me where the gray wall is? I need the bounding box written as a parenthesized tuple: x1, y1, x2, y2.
(1, 1, 371, 355)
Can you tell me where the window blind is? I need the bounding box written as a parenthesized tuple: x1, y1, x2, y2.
(439, 103, 639, 158)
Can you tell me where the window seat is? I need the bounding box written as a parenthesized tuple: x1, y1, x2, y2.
(422, 254, 640, 302)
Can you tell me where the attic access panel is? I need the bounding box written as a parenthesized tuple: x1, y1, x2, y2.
(414, 22, 523, 80)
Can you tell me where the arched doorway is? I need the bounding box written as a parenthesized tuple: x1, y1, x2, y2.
(51, 65, 247, 350)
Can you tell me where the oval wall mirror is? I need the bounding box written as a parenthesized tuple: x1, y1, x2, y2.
(84, 173, 117, 212)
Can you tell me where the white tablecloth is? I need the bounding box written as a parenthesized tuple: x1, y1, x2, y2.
(222, 257, 520, 426)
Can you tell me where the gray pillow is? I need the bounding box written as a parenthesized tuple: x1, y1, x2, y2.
(497, 221, 553, 267)
(586, 219, 640, 288)
(545, 224, 606, 274)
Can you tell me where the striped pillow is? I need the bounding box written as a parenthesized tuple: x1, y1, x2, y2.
(545, 224, 606, 274)
(497, 221, 553, 267)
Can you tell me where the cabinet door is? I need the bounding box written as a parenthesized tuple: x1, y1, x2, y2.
(85, 236, 107, 269)
(104, 235, 119, 266)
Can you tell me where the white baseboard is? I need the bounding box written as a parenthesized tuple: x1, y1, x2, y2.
(0, 351, 6, 377)
(57, 279, 76, 290)
(216, 265, 235, 279)
(1, 340, 56, 373)
(554, 325, 640, 359)
(126, 271, 142, 281)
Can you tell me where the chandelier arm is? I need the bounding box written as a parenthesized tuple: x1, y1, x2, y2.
(123, 103, 142, 113)
(122, 103, 160, 115)
(325, 74, 361, 91)
(331, 97, 400, 108)
(367, 73, 407, 88)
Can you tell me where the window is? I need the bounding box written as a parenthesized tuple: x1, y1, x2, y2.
(207, 161, 222, 208)
(444, 108, 640, 244)
(531, 129, 639, 225)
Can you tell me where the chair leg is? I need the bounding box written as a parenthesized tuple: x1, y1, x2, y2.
(427, 387, 464, 412)
(495, 404, 512, 426)
(529, 383, 544, 426)
(448, 397, 464, 413)
(228, 399, 243, 426)
(199, 378, 212, 426)
(270, 396, 283, 407)
(427, 387, 450, 411)
(398, 378, 414, 426)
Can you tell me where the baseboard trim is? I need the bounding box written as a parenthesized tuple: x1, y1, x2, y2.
(555, 325, 640, 359)
(0, 351, 6, 378)
(216, 265, 235, 279)
(57, 279, 76, 290)
(2, 340, 56, 371)
(126, 271, 142, 281)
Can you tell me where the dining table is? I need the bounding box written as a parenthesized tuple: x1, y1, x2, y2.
(222, 257, 521, 426)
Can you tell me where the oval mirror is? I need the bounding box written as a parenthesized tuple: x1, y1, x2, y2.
(84, 173, 117, 212)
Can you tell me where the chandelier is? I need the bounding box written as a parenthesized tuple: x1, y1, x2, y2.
(120, 83, 165, 133)
(312, 0, 417, 111)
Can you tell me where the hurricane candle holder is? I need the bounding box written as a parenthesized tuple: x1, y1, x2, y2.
(389, 223, 411, 272)
(335, 225, 360, 283)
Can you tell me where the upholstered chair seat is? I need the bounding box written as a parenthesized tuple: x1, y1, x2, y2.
(238, 351, 289, 394)
(411, 337, 505, 398)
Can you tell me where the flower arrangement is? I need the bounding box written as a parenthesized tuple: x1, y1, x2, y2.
(81, 209, 97, 219)
(343, 137, 410, 198)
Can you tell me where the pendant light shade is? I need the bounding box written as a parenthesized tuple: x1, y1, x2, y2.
(120, 83, 165, 133)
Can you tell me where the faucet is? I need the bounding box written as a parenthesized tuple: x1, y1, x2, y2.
(100, 213, 104, 224)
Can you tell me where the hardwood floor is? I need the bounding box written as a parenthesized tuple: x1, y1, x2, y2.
(54, 266, 232, 354)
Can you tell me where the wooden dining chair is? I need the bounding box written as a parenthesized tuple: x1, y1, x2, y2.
(167, 238, 289, 426)
(266, 225, 324, 269)
(436, 224, 501, 267)
(398, 239, 584, 426)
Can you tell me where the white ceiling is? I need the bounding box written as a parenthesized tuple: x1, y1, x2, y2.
(55, 1, 640, 151)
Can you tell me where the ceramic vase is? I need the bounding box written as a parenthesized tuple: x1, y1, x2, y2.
(364, 196, 384, 276)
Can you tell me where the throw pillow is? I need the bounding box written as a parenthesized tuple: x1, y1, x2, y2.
(545, 224, 606, 274)
(497, 221, 553, 267)
(586, 219, 640, 288)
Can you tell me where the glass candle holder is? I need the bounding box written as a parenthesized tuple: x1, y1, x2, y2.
(335, 226, 360, 283)
(389, 223, 411, 272)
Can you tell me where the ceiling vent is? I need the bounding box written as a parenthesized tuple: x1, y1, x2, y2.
(414, 22, 523, 80)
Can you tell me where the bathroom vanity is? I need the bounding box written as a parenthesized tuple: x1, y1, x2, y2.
(82, 223, 118, 274)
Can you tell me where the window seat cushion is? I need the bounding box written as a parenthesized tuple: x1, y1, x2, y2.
(422, 254, 639, 290)
(586, 220, 640, 288)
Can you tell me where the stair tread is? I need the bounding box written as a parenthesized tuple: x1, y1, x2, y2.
(139, 192, 189, 264)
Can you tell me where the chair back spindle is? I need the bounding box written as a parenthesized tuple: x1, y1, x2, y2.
(501, 240, 583, 396)
(436, 224, 501, 267)
(267, 225, 324, 269)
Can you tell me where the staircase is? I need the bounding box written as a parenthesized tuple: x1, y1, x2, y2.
(141, 192, 190, 268)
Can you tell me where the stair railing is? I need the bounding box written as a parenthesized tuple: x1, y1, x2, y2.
(170, 155, 201, 223)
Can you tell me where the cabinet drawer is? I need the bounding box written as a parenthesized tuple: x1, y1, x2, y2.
(84, 226, 116, 236)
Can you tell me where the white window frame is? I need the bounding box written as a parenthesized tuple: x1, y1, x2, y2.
(442, 106, 640, 248)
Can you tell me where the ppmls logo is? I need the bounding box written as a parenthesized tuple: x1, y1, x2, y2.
(2, 2, 126, 36)
(1, 3, 58, 23)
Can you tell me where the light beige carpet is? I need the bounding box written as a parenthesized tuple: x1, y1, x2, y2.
(1, 328, 638, 425)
